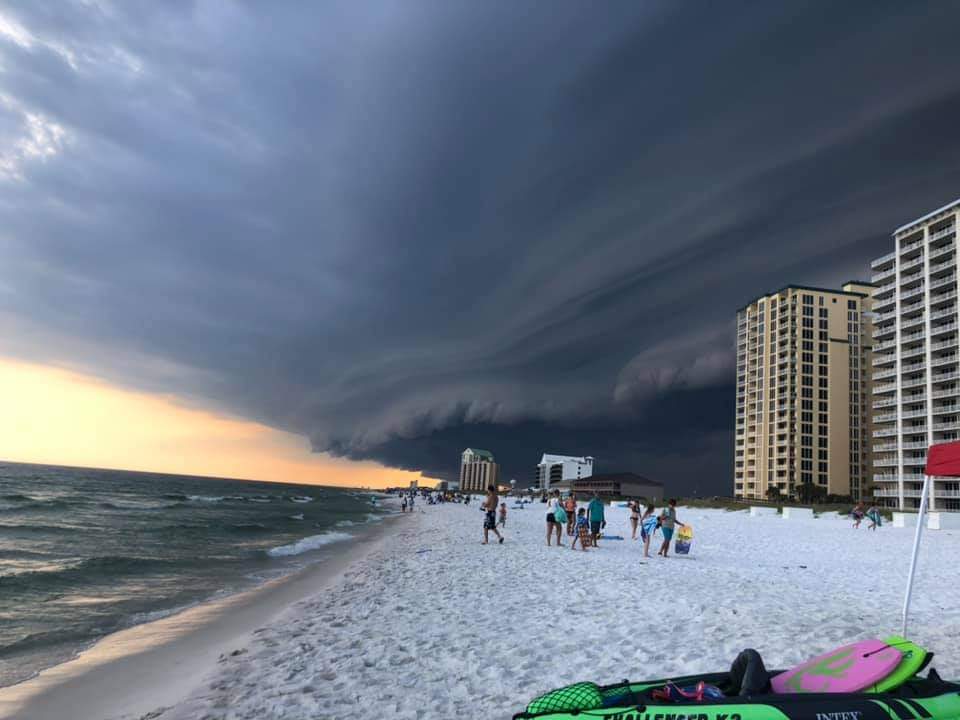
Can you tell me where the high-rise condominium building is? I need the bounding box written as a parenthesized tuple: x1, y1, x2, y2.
(535, 454, 594, 492)
(734, 283, 874, 502)
(870, 198, 960, 511)
(459, 448, 499, 493)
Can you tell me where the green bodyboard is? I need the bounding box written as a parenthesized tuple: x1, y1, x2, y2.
(869, 635, 929, 693)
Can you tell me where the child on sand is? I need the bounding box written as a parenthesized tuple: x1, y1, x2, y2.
(571, 508, 590, 551)
(640, 503, 657, 558)
(401, 497, 407, 513)
(498, 502, 507, 528)
(629, 500, 640, 540)
(564, 493, 577, 537)
(866, 505, 881, 531)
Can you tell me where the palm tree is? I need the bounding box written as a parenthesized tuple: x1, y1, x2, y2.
(797, 480, 816, 504)
(766, 485, 782, 502)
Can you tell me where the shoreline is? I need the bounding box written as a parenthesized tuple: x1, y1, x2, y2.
(0, 514, 402, 720)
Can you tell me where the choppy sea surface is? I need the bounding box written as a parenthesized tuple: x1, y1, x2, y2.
(0, 461, 388, 688)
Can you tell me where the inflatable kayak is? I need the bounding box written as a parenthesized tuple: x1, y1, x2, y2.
(514, 639, 957, 720)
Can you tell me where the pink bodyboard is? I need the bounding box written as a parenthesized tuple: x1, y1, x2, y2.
(771, 640, 902, 694)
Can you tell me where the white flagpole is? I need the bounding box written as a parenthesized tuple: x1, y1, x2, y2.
(901, 472, 932, 637)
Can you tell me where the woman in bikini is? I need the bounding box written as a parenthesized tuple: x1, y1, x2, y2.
(629, 500, 640, 540)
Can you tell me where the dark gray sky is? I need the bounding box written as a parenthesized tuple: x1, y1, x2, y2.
(3, 1, 960, 494)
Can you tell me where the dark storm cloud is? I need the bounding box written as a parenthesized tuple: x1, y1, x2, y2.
(4, 1, 960, 492)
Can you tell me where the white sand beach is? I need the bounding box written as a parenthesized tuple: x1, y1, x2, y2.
(7, 500, 960, 720)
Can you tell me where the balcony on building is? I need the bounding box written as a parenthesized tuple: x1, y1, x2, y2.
(873, 381, 897, 395)
(873, 320, 896, 340)
(871, 250, 896, 271)
(932, 321, 959, 340)
(872, 366, 897, 381)
(870, 352, 897, 368)
(900, 282, 925, 302)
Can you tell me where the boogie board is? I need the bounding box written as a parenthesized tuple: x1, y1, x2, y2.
(868, 636, 930, 693)
(771, 639, 902, 694)
(674, 525, 693, 555)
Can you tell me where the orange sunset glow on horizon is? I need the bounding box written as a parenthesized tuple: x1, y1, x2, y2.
(0, 357, 426, 489)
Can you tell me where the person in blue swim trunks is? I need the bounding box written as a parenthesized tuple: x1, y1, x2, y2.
(587, 492, 605, 548)
(657, 499, 685, 558)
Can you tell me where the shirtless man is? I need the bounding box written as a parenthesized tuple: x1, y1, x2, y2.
(482, 484, 504, 545)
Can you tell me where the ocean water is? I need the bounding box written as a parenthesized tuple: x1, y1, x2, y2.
(0, 461, 389, 688)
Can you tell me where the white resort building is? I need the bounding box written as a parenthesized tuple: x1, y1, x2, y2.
(459, 448, 499, 493)
(870, 197, 960, 511)
(536, 454, 594, 492)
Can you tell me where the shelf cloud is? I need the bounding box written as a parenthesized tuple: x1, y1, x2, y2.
(4, 2, 960, 491)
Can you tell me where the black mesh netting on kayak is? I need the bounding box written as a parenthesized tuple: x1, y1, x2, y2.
(526, 682, 603, 713)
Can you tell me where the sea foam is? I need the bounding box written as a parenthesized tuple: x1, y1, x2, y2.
(266, 531, 353, 557)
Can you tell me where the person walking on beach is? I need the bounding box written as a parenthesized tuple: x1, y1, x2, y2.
(640, 503, 657, 557)
(564, 493, 577, 537)
(401, 496, 408, 513)
(851, 501, 865, 529)
(571, 508, 591, 551)
(546, 490, 564, 546)
(587, 492, 605, 548)
(629, 500, 640, 540)
(866, 505, 881, 531)
(482, 484, 504, 545)
(657, 499, 685, 557)
(498, 502, 507, 528)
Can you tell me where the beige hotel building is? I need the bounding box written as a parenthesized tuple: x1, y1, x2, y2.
(459, 448, 499, 493)
(734, 283, 874, 501)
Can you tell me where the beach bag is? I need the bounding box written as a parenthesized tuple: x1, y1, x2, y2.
(674, 525, 693, 555)
(554, 505, 567, 524)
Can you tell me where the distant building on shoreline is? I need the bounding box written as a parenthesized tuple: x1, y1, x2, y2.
(459, 448, 499, 493)
(570, 473, 663, 502)
(870, 198, 960, 512)
(735, 282, 874, 503)
(536, 454, 593, 492)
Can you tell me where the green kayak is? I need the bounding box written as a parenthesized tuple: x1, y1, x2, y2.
(514, 642, 957, 720)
